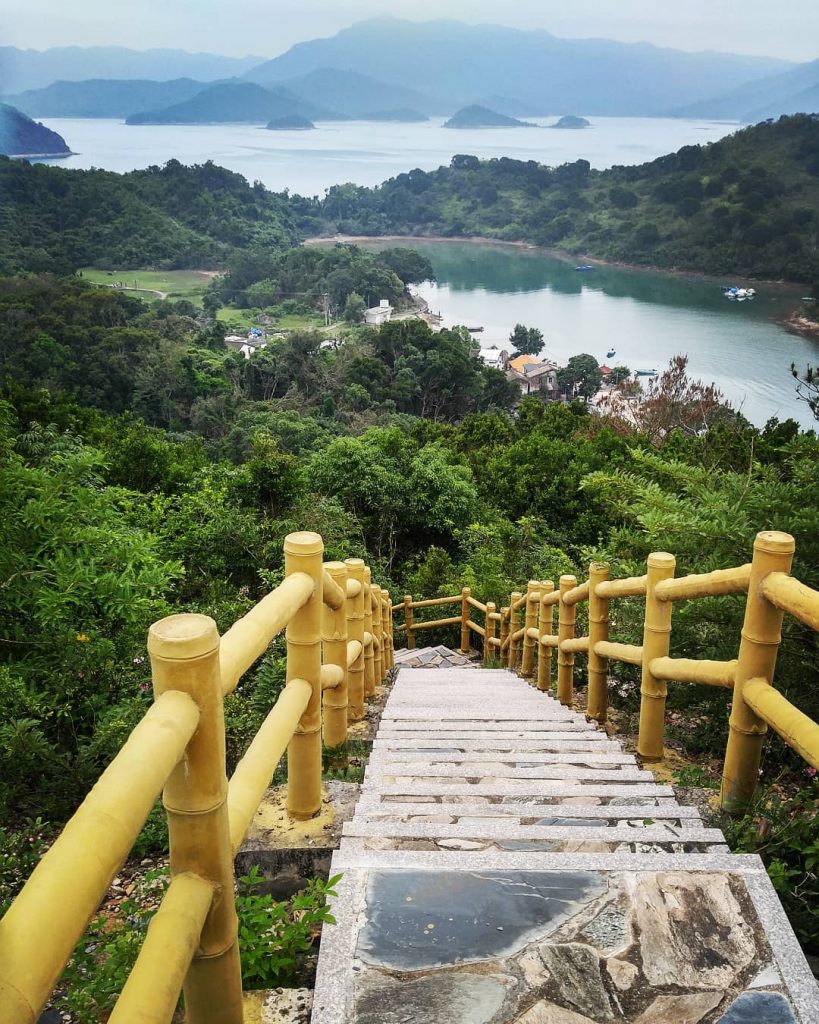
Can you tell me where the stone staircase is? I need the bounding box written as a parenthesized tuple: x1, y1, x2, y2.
(392, 644, 479, 669)
(311, 667, 819, 1024)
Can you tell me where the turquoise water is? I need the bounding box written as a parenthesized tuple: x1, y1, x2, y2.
(400, 241, 816, 429)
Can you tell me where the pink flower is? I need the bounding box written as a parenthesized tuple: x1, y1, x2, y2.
(807, 767, 817, 778)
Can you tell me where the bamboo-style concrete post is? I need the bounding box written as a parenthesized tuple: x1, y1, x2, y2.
(285, 531, 324, 820)
(521, 580, 539, 682)
(460, 587, 471, 654)
(148, 614, 243, 1024)
(557, 575, 577, 706)
(322, 561, 348, 753)
(587, 562, 610, 723)
(721, 531, 795, 812)
(636, 552, 676, 762)
(403, 594, 415, 650)
(371, 576, 383, 686)
(345, 558, 366, 722)
(499, 606, 510, 657)
(484, 602, 497, 666)
(363, 567, 375, 697)
(537, 581, 555, 692)
(378, 589, 389, 673)
(384, 588, 394, 671)
(508, 592, 522, 670)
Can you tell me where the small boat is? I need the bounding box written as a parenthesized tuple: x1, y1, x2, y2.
(466, 326, 484, 333)
(575, 264, 594, 271)
(607, 349, 616, 358)
(636, 368, 657, 377)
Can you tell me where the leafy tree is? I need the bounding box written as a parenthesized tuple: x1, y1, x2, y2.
(792, 362, 819, 420)
(509, 323, 544, 356)
(557, 354, 602, 399)
(343, 291, 366, 324)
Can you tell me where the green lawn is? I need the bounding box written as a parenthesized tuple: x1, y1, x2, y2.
(78, 268, 220, 303)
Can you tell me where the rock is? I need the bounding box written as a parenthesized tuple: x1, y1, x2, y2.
(538, 943, 613, 1020)
(715, 991, 797, 1023)
(515, 1001, 597, 1023)
(579, 901, 632, 956)
(355, 970, 510, 1024)
(749, 963, 782, 988)
(436, 838, 487, 850)
(633, 873, 756, 989)
(633, 992, 723, 1024)
(605, 958, 639, 991)
(519, 948, 549, 986)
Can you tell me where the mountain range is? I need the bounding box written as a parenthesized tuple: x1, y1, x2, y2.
(0, 46, 263, 94)
(2, 22, 817, 127)
(243, 18, 793, 117)
(672, 59, 819, 122)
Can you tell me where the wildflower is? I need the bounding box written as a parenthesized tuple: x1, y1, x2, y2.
(76, 633, 90, 642)
(807, 767, 817, 778)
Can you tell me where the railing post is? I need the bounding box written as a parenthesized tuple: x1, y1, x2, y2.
(403, 594, 415, 650)
(363, 567, 375, 697)
(508, 592, 522, 670)
(460, 587, 471, 654)
(148, 614, 243, 1024)
(371, 574, 383, 686)
(322, 561, 348, 757)
(345, 558, 366, 722)
(499, 606, 510, 657)
(557, 575, 577, 706)
(538, 581, 555, 692)
(382, 588, 393, 672)
(484, 602, 496, 666)
(587, 562, 610, 723)
(721, 531, 795, 812)
(285, 531, 324, 820)
(637, 552, 676, 762)
(521, 580, 539, 682)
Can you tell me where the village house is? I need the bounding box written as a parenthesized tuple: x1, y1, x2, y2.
(506, 354, 559, 399)
(364, 299, 394, 326)
(477, 345, 510, 370)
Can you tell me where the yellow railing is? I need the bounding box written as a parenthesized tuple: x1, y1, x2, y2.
(397, 530, 819, 813)
(0, 532, 393, 1024)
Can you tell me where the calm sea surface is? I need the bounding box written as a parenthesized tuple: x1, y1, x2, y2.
(36, 117, 818, 428)
(368, 240, 817, 430)
(39, 116, 738, 196)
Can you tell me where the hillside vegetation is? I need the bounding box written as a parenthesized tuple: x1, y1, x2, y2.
(0, 158, 303, 273)
(0, 104, 70, 157)
(318, 115, 819, 283)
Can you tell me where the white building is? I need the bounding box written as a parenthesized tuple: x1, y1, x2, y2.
(364, 299, 394, 326)
(478, 346, 509, 371)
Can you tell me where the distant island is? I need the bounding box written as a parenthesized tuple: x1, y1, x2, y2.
(266, 115, 315, 130)
(126, 81, 342, 125)
(363, 108, 429, 123)
(444, 105, 537, 129)
(0, 103, 71, 157)
(551, 115, 591, 129)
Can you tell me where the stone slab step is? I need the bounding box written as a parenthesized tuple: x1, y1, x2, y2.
(378, 721, 604, 733)
(369, 750, 635, 765)
(354, 801, 703, 821)
(366, 782, 675, 798)
(364, 764, 652, 781)
(342, 820, 725, 843)
(371, 738, 624, 751)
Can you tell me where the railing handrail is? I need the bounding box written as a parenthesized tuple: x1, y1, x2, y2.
(395, 530, 819, 798)
(0, 531, 394, 1024)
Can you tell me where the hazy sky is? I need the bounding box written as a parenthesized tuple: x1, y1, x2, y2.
(2, 0, 818, 63)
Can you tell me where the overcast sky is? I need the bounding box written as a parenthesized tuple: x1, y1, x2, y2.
(2, 0, 818, 63)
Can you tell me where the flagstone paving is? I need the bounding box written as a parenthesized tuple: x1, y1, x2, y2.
(311, 660, 819, 1024)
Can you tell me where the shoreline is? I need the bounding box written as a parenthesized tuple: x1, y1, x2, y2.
(305, 233, 806, 297)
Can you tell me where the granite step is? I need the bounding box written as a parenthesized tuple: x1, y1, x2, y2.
(353, 800, 703, 823)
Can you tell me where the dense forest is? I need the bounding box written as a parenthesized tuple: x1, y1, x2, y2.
(3, 115, 819, 286)
(319, 115, 819, 283)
